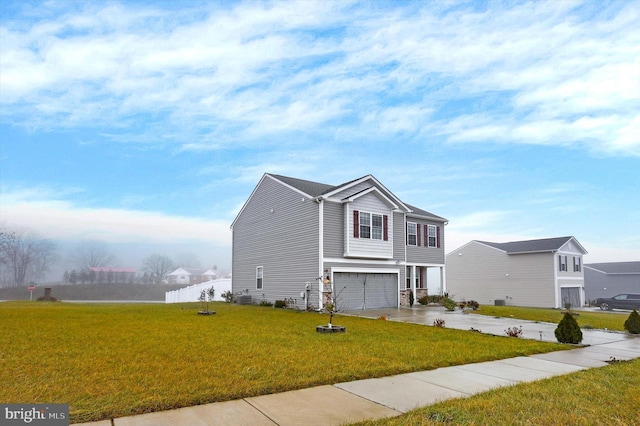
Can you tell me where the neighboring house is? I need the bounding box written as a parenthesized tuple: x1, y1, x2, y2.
(166, 267, 217, 285)
(584, 262, 640, 302)
(446, 237, 587, 309)
(231, 173, 448, 311)
(88, 267, 136, 284)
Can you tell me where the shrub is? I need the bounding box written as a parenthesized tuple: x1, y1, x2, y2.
(259, 300, 273, 307)
(466, 300, 479, 310)
(417, 295, 430, 305)
(274, 300, 286, 309)
(443, 298, 457, 311)
(624, 310, 640, 334)
(221, 290, 233, 303)
(433, 318, 445, 327)
(409, 291, 414, 307)
(378, 315, 388, 320)
(555, 312, 583, 344)
(504, 326, 523, 338)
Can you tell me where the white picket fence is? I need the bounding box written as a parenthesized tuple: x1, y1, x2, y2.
(165, 278, 232, 303)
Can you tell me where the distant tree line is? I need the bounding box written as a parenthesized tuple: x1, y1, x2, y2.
(1, 225, 216, 288)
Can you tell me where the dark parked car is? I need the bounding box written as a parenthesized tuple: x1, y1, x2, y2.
(595, 294, 640, 311)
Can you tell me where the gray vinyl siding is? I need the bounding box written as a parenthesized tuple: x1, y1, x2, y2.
(232, 176, 320, 306)
(406, 218, 445, 264)
(584, 269, 640, 301)
(392, 211, 405, 261)
(323, 200, 343, 258)
(446, 242, 556, 308)
(346, 193, 393, 258)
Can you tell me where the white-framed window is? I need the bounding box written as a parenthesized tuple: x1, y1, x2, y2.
(427, 225, 437, 248)
(371, 214, 383, 240)
(358, 212, 383, 240)
(573, 257, 581, 272)
(559, 256, 567, 272)
(359, 212, 371, 239)
(407, 222, 417, 246)
(256, 266, 263, 289)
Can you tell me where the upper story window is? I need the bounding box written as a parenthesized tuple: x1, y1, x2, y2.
(427, 225, 437, 248)
(573, 257, 581, 272)
(407, 222, 417, 246)
(353, 210, 388, 241)
(559, 256, 567, 272)
(256, 266, 263, 289)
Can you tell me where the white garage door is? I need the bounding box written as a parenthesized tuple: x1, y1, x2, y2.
(333, 272, 398, 311)
(561, 287, 581, 308)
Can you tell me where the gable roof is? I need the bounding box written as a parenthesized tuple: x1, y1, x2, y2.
(585, 261, 640, 275)
(405, 203, 448, 222)
(168, 267, 216, 276)
(232, 173, 448, 228)
(268, 174, 337, 197)
(476, 236, 587, 254)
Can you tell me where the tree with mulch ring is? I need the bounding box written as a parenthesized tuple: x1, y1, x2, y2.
(555, 312, 582, 344)
(624, 309, 640, 334)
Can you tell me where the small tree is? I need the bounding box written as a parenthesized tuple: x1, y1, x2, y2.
(409, 291, 414, 307)
(624, 310, 640, 334)
(555, 312, 583, 344)
(198, 286, 216, 314)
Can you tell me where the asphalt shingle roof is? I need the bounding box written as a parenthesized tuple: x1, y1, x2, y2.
(269, 174, 337, 197)
(269, 174, 447, 222)
(477, 236, 575, 254)
(585, 262, 640, 274)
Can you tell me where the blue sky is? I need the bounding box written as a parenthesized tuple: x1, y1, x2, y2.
(1, 0, 639, 275)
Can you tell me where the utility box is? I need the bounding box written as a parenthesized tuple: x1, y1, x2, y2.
(494, 299, 505, 306)
(236, 295, 252, 305)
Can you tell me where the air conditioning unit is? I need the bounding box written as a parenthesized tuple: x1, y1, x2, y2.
(494, 299, 505, 306)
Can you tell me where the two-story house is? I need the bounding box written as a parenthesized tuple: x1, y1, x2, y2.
(231, 173, 448, 311)
(446, 236, 588, 308)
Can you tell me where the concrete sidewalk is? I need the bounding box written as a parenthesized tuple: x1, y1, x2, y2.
(76, 338, 640, 426)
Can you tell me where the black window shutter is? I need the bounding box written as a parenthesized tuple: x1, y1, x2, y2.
(437, 226, 441, 248)
(383, 215, 388, 241)
(417, 224, 421, 246)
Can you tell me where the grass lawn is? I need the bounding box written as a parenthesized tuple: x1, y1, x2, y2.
(470, 305, 629, 331)
(1, 302, 567, 423)
(353, 358, 640, 425)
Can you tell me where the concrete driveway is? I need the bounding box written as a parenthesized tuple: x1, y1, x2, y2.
(342, 305, 634, 346)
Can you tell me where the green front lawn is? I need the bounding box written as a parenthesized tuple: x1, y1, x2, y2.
(470, 305, 629, 331)
(0, 302, 567, 423)
(353, 358, 640, 426)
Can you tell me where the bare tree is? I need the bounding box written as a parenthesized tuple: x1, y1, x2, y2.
(0, 227, 57, 287)
(68, 241, 116, 272)
(142, 254, 175, 284)
(175, 252, 201, 268)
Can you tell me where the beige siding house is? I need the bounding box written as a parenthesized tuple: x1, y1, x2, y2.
(446, 236, 587, 308)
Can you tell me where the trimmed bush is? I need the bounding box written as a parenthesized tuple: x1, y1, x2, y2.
(443, 298, 457, 311)
(555, 312, 583, 344)
(274, 300, 286, 308)
(624, 310, 640, 334)
(409, 291, 414, 307)
(467, 300, 480, 310)
(417, 295, 430, 305)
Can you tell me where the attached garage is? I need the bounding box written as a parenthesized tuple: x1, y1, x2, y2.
(333, 272, 398, 310)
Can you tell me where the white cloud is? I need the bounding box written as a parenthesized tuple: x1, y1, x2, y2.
(1, 0, 638, 158)
(0, 187, 231, 246)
